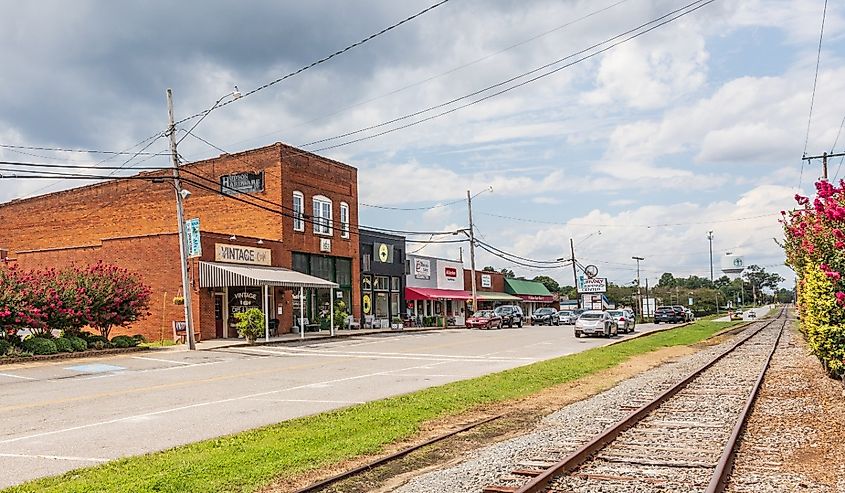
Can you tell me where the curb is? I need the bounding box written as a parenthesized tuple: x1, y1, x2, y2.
(198, 326, 469, 351)
(605, 321, 693, 347)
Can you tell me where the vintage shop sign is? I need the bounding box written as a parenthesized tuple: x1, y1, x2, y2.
(215, 243, 271, 266)
(220, 171, 264, 195)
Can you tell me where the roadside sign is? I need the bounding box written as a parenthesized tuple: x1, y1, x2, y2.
(688, 297, 693, 306)
(642, 297, 656, 317)
(577, 276, 607, 293)
(185, 218, 201, 258)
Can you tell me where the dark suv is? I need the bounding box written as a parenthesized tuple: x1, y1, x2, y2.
(494, 305, 524, 328)
(654, 305, 683, 323)
(531, 307, 559, 326)
(672, 305, 690, 322)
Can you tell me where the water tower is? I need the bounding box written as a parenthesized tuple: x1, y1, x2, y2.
(721, 252, 745, 279)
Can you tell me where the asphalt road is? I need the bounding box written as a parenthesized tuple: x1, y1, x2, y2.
(0, 321, 675, 488)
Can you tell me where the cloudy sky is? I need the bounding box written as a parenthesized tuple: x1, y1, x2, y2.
(2, 0, 843, 288)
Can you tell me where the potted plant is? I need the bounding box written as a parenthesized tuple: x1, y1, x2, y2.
(234, 308, 264, 344)
(391, 316, 403, 330)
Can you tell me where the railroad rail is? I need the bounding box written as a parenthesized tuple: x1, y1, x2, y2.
(482, 308, 787, 493)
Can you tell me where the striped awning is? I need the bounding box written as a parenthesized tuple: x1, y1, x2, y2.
(198, 262, 338, 289)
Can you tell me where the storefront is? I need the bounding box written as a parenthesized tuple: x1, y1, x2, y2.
(405, 254, 468, 326)
(198, 258, 338, 339)
(359, 229, 406, 328)
(291, 252, 353, 328)
(504, 278, 556, 317)
(464, 269, 521, 311)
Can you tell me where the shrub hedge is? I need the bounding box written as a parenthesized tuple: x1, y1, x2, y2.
(54, 337, 73, 353)
(21, 337, 58, 355)
(68, 336, 87, 352)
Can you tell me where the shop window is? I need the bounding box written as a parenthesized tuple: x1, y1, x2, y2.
(310, 255, 333, 281)
(362, 253, 371, 273)
(405, 259, 410, 274)
(340, 202, 350, 239)
(394, 248, 403, 264)
(362, 275, 372, 291)
(390, 293, 399, 317)
(292, 191, 304, 232)
(335, 258, 352, 287)
(374, 276, 389, 291)
(292, 252, 309, 274)
(312, 195, 332, 235)
(390, 276, 400, 292)
(375, 292, 389, 318)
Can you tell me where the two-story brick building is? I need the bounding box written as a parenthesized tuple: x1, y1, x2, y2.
(0, 142, 360, 341)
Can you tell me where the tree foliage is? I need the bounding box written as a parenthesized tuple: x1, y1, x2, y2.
(532, 275, 560, 294)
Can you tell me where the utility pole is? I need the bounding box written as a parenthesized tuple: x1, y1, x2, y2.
(466, 190, 478, 314)
(570, 238, 579, 308)
(166, 89, 196, 350)
(802, 151, 845, 181)
(632, 256, 644, 321)
(644, 277, 650, 319)
(707, 231, 714, 283)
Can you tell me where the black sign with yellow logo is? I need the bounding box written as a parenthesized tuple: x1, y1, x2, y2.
(375, 243, 393, 263)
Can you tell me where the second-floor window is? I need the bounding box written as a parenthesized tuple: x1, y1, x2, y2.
(293, 191, 304, 232)
(340, 202, 350, 239)
(313, 195, 332, 235)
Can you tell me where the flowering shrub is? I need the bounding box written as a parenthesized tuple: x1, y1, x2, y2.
(76, 263, 152, 339)
(783, 179, 845, 377)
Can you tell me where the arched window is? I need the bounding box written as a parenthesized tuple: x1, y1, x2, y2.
(312, 195, 333, 235)
(292, 191, 305, 231)
(340, 202, 350, 239)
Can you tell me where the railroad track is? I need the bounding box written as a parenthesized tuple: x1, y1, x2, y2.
(482, 308, 787, 493)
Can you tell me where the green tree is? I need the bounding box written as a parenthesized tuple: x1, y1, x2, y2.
(532, 275, 560, 294)
(559, 285, 577, 300)
(743, 265, 785, 304)
(658, 272, 675, 288)
(482, 266, 496, 272)
(499, 268, 515, 278)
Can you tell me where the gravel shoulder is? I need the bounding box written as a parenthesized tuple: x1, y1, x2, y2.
(727, 322, 845, 492)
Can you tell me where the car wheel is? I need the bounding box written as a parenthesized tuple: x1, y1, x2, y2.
(575, 332, 581, 338)
(517, 319, 523, 328)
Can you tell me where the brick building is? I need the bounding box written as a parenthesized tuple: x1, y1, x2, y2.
(0, 142, 360, 341)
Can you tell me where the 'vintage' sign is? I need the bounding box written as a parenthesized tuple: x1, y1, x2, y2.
(215, 243, 271, 266)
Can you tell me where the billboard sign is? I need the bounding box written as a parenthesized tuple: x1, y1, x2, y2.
(577, 276, 607, 293)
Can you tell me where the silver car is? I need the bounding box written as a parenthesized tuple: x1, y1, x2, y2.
(558, 310, 576, 325)
(608, 309, 635, 334)
(575, 310, 617, 338)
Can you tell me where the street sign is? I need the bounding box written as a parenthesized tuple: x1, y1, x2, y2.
(185, 218, 201, 258)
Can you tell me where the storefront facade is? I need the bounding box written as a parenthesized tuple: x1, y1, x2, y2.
(503, 278, 557, 317)
(1, 142, 360, 341)
(405, 254, 469, 326)
(359, 229, 406, 328)
(463, 269, 521, 311)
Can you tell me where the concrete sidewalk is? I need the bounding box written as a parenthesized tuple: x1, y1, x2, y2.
(170, 325, 467, 351)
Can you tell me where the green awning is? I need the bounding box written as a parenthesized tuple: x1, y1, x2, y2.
(504, 278, 555, 302)
(475, 291, 521, 301)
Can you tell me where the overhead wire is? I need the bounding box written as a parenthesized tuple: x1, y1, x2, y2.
(800, 0, 829, 189)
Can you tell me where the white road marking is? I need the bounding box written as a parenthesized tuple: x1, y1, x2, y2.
(0, 373, 35, 381)
(131, 356, 195, 366)
(384, 373, 464, 378)
(258, 346, 536, 361)
(0, 361, 449, 445)
(247, 398, 366, 404)
(0, 452, 108, 462)
(237, 347, 536, 364)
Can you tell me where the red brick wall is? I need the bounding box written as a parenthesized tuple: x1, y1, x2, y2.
(464, 269, 506, 293)
(15, 234, 183, 342)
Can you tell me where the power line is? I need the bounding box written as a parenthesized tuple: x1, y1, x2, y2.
(173, 0, 452, 127)
(802, 0, 828, 160)
(475, 238, 565, 265)
(476, 211, 777, 228)
(224, 0, 631, 149)
(0, 144, 165, 156)
(360, 199, 465, 211)
(298, 0, 716, 151)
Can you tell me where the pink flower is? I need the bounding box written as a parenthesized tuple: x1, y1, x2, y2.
(795, 194, 810, 205)
(836, 292, 845, 306)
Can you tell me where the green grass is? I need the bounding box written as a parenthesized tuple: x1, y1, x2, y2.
(138, 339, 179, 348)
(3, 319, 739, 493)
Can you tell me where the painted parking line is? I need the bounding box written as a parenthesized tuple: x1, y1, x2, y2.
(0, 373, 35, 381)
(0, 361, 448, 445)
(0, 452, 107, 463)
(131, 356, 195, 366)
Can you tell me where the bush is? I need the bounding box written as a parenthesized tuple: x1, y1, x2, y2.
(0, 339, 10, 356)
(234, 308, 264, 343)
(111, 335, 138, 348)
(91, 340, 106, 350)
(131, 334, 146, 344)
(54, 337, 73, 353)
(85, 335, 110, 347)
(68, 336, 87, 351)
(21, 337, 58, 355)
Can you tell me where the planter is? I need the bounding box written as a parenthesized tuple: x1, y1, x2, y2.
(0, 346, 149, 365)
(391, 323, 404, 330)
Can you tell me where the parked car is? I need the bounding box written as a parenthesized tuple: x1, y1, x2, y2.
(654, 306, 683, 324)
(494, 305, 524, 328)
(558, 310, 577, 325)
(465, 310, 503, 329)
(575, 310, 618, 338)
(672, 306, 690, 322)
(684, 308, 695, 322)
(746, 310, 757, 319)
(607, 309, 635, 333)
(623, 309, 637, 330)
(531, 307, 559, 326)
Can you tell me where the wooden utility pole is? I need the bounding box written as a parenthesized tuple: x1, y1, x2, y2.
(802, 151, 845, 180)
(570, 238, 578, 308)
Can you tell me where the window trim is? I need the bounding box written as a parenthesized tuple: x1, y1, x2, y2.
(312, 195, 333, 236)
(292, 191, 305, 232)
(339, 201, 350, 239)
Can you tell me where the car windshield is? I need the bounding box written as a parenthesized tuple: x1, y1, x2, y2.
(581, 313, 602, 320)
(535, 309, 553, 315)
(559, 311, 572, 316)
(473, 311, 493, 318)
(608, 311, 623, 316)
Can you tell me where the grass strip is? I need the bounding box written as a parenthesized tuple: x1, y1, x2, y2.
(3, 320, 739, 493)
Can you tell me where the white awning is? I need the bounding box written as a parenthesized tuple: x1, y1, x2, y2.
(198, 262, 338, 289)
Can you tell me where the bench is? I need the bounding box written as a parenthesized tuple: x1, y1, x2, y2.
(295, 318, 321, 333)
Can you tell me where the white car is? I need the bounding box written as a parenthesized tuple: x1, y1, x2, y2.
(575, 310, 618, 338)
(558, 310, 576, 325)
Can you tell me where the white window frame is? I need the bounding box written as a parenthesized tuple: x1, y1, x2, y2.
(292, 191, 304, 232)
(340, 202, 350, 239)
(312, 195, 333, 236)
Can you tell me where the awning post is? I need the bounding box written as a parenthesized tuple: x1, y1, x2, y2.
(330, 288, 335, 337)
(264, 285, 270, 343)
(300, 286, 305, 340)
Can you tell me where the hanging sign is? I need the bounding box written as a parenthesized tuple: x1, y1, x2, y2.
(185, 218, 201, 258)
